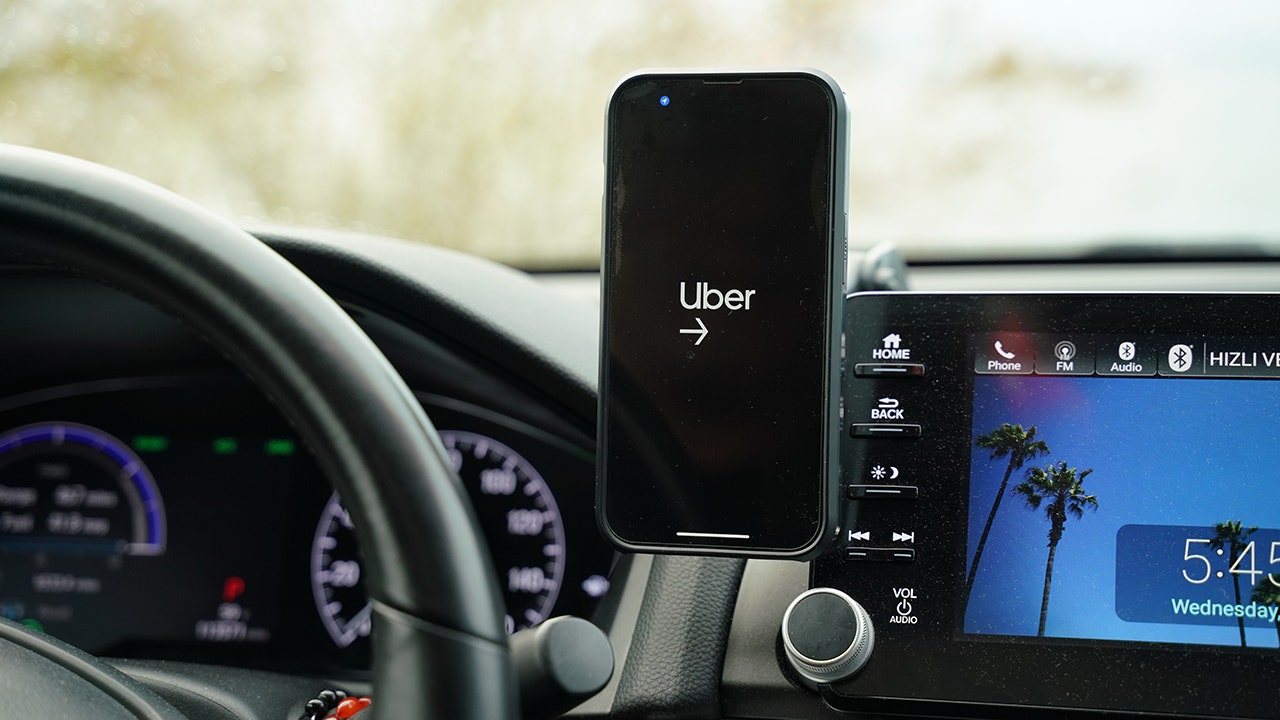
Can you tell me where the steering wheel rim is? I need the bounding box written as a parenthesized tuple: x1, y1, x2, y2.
(0, 145, 518, 719)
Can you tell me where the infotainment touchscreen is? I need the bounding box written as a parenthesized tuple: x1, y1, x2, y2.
(967, 366, 1280, 647)
(811, 293, 1280, 720)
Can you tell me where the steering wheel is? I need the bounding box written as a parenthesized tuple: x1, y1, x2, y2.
(0, 145, 518, 719)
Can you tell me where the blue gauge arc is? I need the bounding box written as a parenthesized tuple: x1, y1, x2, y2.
(0, 422, 166, 556)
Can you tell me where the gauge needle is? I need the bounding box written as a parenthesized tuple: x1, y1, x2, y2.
(342, 602, 374, 642)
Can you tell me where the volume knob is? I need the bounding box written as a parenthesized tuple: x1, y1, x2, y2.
(781, 588, 874, 685)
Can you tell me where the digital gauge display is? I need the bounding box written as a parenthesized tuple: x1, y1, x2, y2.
(0, 423, 166, 558)
(0, 415, 291, 654)
(311, 430, 568, 647)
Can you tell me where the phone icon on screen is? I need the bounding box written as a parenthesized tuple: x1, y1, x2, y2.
(994, 341, 1017, 360)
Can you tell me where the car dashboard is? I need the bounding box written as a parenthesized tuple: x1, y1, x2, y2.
(5, 226, 1280, 719)
(0, 245, 616, 679)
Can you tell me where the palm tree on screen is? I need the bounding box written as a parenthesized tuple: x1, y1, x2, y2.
(1014, 461, 1097, 637)
(1211, 520, 1258, 647)
(963, 424, 1050, 617)
(1251, 578, 1280, 649)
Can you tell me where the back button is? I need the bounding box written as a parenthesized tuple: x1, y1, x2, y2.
(850, 423, 922, 439)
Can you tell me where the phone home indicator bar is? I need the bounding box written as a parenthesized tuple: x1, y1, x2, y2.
(676, 531, 751, 540)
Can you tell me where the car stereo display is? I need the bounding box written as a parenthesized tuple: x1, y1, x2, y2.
(967, 361, 1280, 648)
(813, 293, 1280, 719)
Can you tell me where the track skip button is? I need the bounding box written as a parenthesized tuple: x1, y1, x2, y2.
(844, 547, 917, 562)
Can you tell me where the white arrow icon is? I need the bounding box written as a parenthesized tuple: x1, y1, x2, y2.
(877, 397, 899, 409)
(892, 531, 915, 543)
(680, 317, 709, 346)
(848, 530, 871, 542)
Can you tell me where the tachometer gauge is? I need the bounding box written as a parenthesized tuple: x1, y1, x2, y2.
(310, 430, 567, 647)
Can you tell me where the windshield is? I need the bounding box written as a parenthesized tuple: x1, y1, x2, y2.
(6, 0, 1280, 268)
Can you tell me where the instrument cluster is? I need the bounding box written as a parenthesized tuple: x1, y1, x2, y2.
(0, 379, 614, 672)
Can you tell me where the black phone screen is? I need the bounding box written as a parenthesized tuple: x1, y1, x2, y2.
(599, 72, 843, 556)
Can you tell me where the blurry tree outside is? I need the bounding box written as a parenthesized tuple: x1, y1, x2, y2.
(4, 0, 1280, 268)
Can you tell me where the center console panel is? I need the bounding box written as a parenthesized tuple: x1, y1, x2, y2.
(807, 293, 1280, 719)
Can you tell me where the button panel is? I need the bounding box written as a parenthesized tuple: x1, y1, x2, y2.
(843, 323, 928, 587)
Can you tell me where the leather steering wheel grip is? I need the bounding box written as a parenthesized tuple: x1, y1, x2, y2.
(0, 145, 518, 719)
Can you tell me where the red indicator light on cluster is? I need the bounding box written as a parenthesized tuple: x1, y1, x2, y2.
(223, 576, 246, 603)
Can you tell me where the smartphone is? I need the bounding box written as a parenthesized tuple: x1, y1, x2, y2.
(598, 70, 847, 558)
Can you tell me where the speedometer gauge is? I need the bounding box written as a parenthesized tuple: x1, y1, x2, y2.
(446, 431, 567, 633)
(310, 430, 567, 647)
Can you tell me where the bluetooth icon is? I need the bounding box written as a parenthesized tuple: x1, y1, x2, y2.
(1168, 344, 1194, 373)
